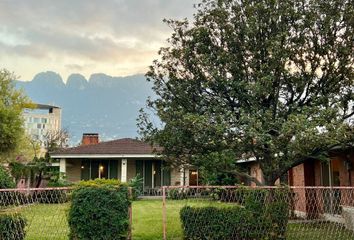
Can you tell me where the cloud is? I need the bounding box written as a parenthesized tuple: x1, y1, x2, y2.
(0, 0, 198, 80)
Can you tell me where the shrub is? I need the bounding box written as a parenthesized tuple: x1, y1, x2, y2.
(128, 174, 143, 200)
(180, 188, 289, 240)
(68, 179, 130, 240)
(0, 214, 27, 240)
(181, 206, 255, 239)
(167, 188, 190, 200)
(0, 166, 15, 189)
(265, 188, 289, 240)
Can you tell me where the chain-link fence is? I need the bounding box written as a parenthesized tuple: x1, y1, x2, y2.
(0, 187, 72, 240)
(1, 186, 354, 239)
(162, 186, 354, 240)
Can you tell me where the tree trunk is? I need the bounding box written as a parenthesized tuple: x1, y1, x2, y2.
(35, 171, 43, 188)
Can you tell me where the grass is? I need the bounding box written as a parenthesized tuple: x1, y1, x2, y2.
(132, 199, 223, 240)
(3, 200, 354, 240)
(287, 222, 354, 240)
(17, 203, 69, 240)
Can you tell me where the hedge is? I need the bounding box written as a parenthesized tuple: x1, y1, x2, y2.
(68, 179, 130, 240)
(180, 188, 289, 240)
(0, 214, 27, 240)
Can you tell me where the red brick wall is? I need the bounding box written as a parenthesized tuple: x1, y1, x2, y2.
(331, 152, 354, 186)
(249, 162, 264, 187)
(291, 164, 305, 186)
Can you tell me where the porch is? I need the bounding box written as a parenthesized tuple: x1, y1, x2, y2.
(59, 158, 199, 194)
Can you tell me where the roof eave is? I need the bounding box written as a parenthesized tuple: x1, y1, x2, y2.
(50, 153, 160, 159)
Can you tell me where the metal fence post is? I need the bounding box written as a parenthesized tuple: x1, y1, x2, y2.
(128, 187, 133, 240)
(162, 186, 167, 240)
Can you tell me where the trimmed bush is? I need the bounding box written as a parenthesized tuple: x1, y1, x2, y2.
(0, 214, 27, 240)
(68, 179, 130, 240)
(264, 188, 289, 239)
(180, 188, 289, 240)
(181, 206, 255, 239)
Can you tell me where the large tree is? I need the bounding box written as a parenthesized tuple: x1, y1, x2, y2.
(139, 0, 354, 185)
(0, 69, 32, 155)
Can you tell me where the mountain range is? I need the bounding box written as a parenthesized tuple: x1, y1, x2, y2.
(15, 71, 157, 145)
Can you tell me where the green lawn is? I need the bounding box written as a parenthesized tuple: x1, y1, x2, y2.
(21, 204, 69, 240)
(287, 222, 354, 240)
(5, 200, 354, 240)
(132, 199, 222, 240)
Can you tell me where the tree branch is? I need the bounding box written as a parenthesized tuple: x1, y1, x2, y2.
(224, 169, 264, 186)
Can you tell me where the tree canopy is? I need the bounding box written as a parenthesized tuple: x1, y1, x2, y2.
(0, 69, 32, 155)
(139, 0, 354, 185)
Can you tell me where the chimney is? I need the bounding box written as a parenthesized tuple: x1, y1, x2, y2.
(82, 133, 99, 145)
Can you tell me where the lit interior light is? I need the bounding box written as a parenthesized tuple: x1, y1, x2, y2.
(81, 166, 84, 169)
(99, 165, 104, 171)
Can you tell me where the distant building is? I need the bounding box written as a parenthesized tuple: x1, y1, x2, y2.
(23, 103, 62, 147)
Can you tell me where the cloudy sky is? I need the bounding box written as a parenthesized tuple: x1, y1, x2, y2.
(0, 0, 197, 81)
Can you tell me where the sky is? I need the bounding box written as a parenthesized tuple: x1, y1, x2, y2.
(0, 0, 198, 81)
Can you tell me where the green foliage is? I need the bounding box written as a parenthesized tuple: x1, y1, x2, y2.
(168, 188, 189, 200)
(128, 174, 143, 200)
(68, 179, 130, 240)
(8, 162, 29, 182)
(0, 214, 27, 240)
(181, 205, 252, 239)
(181, 188, 289, 240)
(139, 0, 354, 185)
(0, 69, 32, 155)
(0, 134, 39, 163)
(47, 178, 72, 188)
(75, 178, 122, 188)
(0, 166, 15, 189)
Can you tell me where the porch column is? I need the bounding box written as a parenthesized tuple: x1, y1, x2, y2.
(180, 167, 185, 186)
(152, 162, 155, 188)
(121, 159, 127, 182)
(59, 159, 66, 179)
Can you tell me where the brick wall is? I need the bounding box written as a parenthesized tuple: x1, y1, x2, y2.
(171, 167, 182, 186)
(249, 162, 264, 187)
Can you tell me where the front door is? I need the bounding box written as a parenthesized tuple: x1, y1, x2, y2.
(304, 161, 318, 219)
(189, 170, 198, 186)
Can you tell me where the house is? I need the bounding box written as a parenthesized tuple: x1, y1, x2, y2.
(288, 147, 354, 187)
(287, 147, 354, 219)
(242, 146, 354, 187)
(244, 147, 354, 220)
(50, 133, 199, 192)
